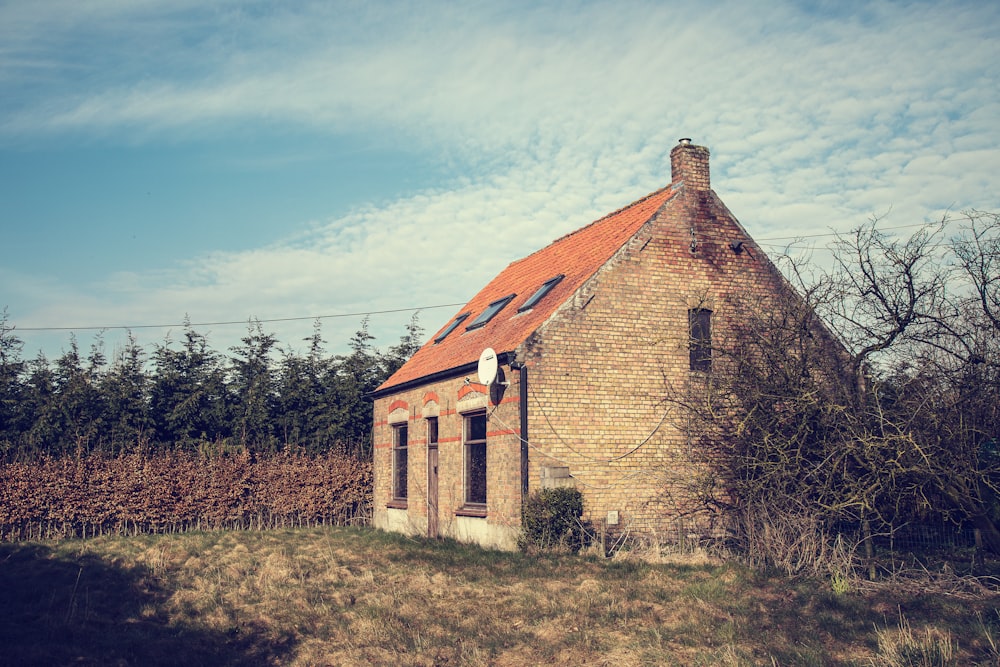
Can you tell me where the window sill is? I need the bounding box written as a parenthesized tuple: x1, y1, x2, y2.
(455, 505, 487, 518)
(386, 500, 408, 510)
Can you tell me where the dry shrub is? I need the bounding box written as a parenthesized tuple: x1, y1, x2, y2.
(0, 450, 371, 541)
(732, 503, 861, 581)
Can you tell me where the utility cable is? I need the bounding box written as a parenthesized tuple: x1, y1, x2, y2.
(752, 213, 985, 243)
(480, 381, 685, 491)
(486, 407, 656, 490)
(13, 217, 992, 332)
(12, 303, 466, 333)
(528, 381, 676, 463)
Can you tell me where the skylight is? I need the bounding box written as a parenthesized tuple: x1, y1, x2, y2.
(518, 274, 565, 312)
(466, 294, 516, 330)
(433, 312, 470, 343)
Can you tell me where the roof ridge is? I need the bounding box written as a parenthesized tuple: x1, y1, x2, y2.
(509, 184, 675, 267)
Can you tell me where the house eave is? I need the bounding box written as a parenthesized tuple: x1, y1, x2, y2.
(371, 350, 517, 399)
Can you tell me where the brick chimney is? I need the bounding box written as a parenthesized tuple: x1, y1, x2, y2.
(670, 138, 710, 190)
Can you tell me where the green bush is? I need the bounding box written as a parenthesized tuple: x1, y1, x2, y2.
(519, 487, 586, 553)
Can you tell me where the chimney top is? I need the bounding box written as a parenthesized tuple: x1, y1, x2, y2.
(670, 139, 710, 191)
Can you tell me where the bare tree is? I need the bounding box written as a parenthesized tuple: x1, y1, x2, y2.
(952, 210, 1000, 333)
(679, 211, 1000, 566)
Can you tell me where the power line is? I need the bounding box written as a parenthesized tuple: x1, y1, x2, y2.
(752, 213, 982, 243)
(13, 303, 466, 333)
(11, 216, 990, 333)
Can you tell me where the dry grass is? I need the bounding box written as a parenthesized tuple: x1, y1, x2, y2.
(1, 526, 998, 666)
(871, 614, 955, 667)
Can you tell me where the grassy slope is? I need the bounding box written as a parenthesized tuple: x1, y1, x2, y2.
(0, 527, 997, 666)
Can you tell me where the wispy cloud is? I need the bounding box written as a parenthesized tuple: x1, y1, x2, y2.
(2, 0, 999, 357)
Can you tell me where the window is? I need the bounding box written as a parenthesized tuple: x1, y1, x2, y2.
(434, 312, 470, 344)
(464, 412, 487, 506)
(427, 417, 438, 448)
(392, 424, 408, 500)
(689, 308, 712, 372)
(518, 274, 564, 312)
(466, 295, 516, 331)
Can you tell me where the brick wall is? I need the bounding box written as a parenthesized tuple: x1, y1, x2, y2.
(517, 179, 787, 541)
(372, 371, 525, 549)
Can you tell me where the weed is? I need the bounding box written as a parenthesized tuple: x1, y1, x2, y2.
(832, 572, 853, 596)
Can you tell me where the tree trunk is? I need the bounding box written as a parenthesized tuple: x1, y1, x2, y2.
(969, 512, 1000, 554)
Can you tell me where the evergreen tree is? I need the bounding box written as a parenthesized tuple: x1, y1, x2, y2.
(328, 318, 381, 457)
(0, 310, 24, 454)
(229, 319, 278, 452)
(0, 310, 425, 459)
(150, 322, 230, 450)
(274, 320, 335, 452)
(383, 312, 424, 378)
(101, 331, 152, 453)
(50, 336, 105, 453)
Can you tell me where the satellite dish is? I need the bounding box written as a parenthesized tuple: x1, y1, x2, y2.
(477, 347, 498, 385)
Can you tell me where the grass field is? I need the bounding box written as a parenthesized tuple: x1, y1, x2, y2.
(1, 526, 998, 666)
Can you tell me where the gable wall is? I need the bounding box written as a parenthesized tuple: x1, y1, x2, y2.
(518, 186, 788, 541)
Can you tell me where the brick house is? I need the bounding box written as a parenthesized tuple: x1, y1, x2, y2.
(370, 139, 790, 550)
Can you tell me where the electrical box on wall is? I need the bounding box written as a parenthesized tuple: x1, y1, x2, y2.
(607, 510, 619, 526)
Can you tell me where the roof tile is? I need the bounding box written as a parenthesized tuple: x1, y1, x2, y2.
(377, 185, 677, 392)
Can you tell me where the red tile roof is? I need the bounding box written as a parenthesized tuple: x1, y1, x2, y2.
(376, 184, 678, 392)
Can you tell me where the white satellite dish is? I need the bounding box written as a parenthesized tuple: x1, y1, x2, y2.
(477, 347, 498, 385)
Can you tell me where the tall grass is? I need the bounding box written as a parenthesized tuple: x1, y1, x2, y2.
(1, 526, 998, 665)
(872, 614, 955, 666)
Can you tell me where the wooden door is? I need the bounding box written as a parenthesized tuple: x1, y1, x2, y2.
(427, 417, 439, 539)
(427, 446, 439, 538)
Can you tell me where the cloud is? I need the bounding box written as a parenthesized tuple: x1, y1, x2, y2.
(2, 0, 999, 359)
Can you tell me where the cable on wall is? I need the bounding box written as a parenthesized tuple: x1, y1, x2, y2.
(485, 407, 660, 491)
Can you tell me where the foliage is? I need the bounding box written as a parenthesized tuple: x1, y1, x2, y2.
(229, 319, 279, 452)
(0, 308, 25, 454)
(519, 487, 586, 553)
(0, 451, 371, 541)
(149, 322, 231, 451)
(0, 315, 423, 459)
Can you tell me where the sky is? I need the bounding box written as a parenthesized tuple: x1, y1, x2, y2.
(1, 0, 999, 365)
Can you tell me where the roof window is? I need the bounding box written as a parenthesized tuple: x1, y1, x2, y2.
(518, 274, 565, 312)
(466, 294, 516, 331)
(433, 312, 470, 343)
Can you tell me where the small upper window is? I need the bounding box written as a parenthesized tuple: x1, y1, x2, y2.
(518, 275, 564, 312)
(689, 308, 712, 372)
(466, 294, 516, 331)
(434, 312, 470, 343)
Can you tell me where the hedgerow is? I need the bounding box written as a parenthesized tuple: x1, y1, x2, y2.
(0, 451, 371, 541)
